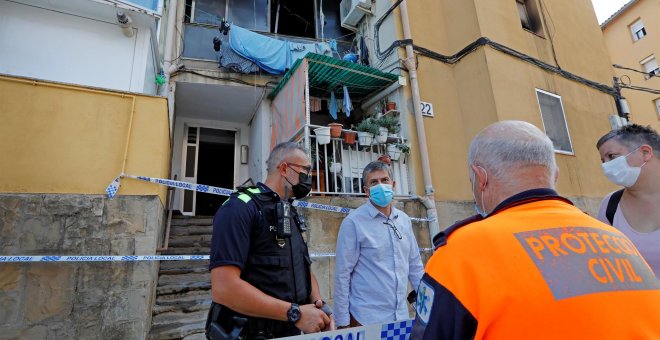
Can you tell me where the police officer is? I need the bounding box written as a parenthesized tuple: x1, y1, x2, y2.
(412, 121, 660, 339)
(207, 142, 334, 339)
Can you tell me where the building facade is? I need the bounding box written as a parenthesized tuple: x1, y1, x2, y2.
(0, 0, 170, 338)
(402, 0, 622, 225)
(602, 0, 660, 129)
(1, 0, 631, 338)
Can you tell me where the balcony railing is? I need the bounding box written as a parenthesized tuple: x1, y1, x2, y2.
(293, 124, 411, 197)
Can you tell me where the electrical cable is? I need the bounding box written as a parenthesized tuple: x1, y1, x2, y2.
(539, 0, 560, 68)
(613, 64, 659, 79)
(621, 84, 660, 95)
(171, 67, 278, 88)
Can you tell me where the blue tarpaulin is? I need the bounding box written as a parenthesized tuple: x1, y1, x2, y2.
(229, 24, 290, 74)
(229, 24, 332, 75)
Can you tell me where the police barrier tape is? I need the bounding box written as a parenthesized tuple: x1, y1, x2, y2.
(0, 249, 433, 263)
(106, 174, 436, 223)
(281, 319, 414, 340)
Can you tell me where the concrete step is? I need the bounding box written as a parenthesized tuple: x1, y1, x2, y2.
(149, 310, 208, 340)
(157, 272, 210, 287)
(149, 215, 215, 340)
(158, 260, 209, 275)
(167, 235, 212, 248)
(169, 225, 213, 237)
(161, 247, 210, 255)
(156, 281, 211, 296)
(155, 290, 212, 314)
(171, 217, 213, 226)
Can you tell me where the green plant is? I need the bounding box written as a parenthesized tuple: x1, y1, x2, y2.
(377, 115, 400, 134)
(394, 142, 410, 154)
(356, 119, 380, 135)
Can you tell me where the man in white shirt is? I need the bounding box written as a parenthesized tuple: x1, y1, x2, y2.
(333, 160, 425, 328)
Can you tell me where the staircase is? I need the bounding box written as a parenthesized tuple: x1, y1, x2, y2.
(148, 216, 214, 340)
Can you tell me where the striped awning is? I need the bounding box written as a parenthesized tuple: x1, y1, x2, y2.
(268, 53, 399, 100)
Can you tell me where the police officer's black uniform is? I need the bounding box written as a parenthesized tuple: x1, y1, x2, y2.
(206, 182, 312, 339)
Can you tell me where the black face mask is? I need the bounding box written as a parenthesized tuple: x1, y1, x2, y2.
(293, 172, 313, 199)
(287, 170, 312, 199)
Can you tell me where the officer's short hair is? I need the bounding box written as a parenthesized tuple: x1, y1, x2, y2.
(266, 142, 309, 174)
(362, 161, 392, 187)
(468, 120, 557, 184)
(596, 124, 660, 158)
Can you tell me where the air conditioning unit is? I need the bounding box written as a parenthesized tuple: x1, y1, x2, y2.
(340, 0, 372, 31)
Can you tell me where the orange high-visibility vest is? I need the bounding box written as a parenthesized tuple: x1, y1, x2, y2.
(412, 192, 660, 339)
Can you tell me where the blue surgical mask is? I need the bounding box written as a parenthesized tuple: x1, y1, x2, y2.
(369, 184, 394, 207)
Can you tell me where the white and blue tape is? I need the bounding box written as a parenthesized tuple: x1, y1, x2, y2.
(0, 248, 433, 263)
(107, 174, 435, 223)
(282, 318, 414, 340)
(0, 255, 209, 263)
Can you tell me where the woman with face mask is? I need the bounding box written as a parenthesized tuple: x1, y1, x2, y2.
(595, 124, 660, 277)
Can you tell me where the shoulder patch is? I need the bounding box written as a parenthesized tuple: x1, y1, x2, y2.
(416, 279, 435, 325)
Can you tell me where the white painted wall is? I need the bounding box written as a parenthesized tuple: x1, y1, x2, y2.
(0, 1, 159, 95)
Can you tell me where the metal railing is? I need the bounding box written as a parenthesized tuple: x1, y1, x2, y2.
(294, 124, 411, 197)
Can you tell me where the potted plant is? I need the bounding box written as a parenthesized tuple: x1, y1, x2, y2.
(389, 142, 410, 161)
(377, 116, 400, 139)
(385, 99, 397, 112)
(328, 123, 343, 138)
(387, 144, 401, 161)
(343, 129, 357, 145)
(328, 155, 342, 173)
(356, 120, 379, 146)
(314, 126, 331, 145)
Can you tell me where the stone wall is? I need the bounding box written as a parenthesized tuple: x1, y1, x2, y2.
(0, 194, 164, 339)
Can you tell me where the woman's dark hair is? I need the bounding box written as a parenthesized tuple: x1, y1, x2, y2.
(596, 124, 660, 157)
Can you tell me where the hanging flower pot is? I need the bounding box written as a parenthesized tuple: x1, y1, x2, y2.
(357, 131, 373, 146)
(376, 127, 388, 144)
(386, 101, 397, 111)
(314, 127, 331, 145)
(329, 162, 342, 173)
(378, 154, 392, 165)
(387, 144, 401, 161)
(328, 123, 343, 138)
(343, 131, 357, 145)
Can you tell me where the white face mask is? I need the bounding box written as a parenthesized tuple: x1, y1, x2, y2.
(601, 147, 646, 187)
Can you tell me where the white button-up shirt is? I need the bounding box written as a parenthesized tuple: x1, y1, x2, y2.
(333, 202, 425, 326)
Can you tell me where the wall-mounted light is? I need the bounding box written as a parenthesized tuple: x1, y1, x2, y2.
(116, 11, 135, 37)
(240, 145, 249, 164)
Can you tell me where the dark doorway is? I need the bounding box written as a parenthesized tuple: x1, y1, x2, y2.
(196, 128, 235, 216)
(271, 0, 316, 38)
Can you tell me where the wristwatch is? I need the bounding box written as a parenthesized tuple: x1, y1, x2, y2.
(287, 303, 301, 324)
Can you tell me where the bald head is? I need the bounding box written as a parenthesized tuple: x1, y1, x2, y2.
(468, 120, 557, 187)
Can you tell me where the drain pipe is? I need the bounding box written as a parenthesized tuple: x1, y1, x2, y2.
(163, 0, 179, 127)
(398, 1, 441, 240)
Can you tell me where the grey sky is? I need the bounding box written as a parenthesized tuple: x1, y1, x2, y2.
(591, 0, 631, 23)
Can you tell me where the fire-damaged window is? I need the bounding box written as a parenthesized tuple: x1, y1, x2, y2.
(187, 0, 268, 31)
(516, 0, 544, 37)
(185, 0, 353, 41)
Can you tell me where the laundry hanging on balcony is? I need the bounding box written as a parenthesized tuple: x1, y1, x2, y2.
(342, 85, 352, 117)
(229, 24, 332, 75)
(217, 33, 260, 73)
(229, 24, 290, 74)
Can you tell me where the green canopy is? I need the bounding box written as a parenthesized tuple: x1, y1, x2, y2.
(268, 53, 399, 100)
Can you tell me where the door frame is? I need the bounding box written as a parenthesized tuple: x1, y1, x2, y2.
(178, 120, 241, 216)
